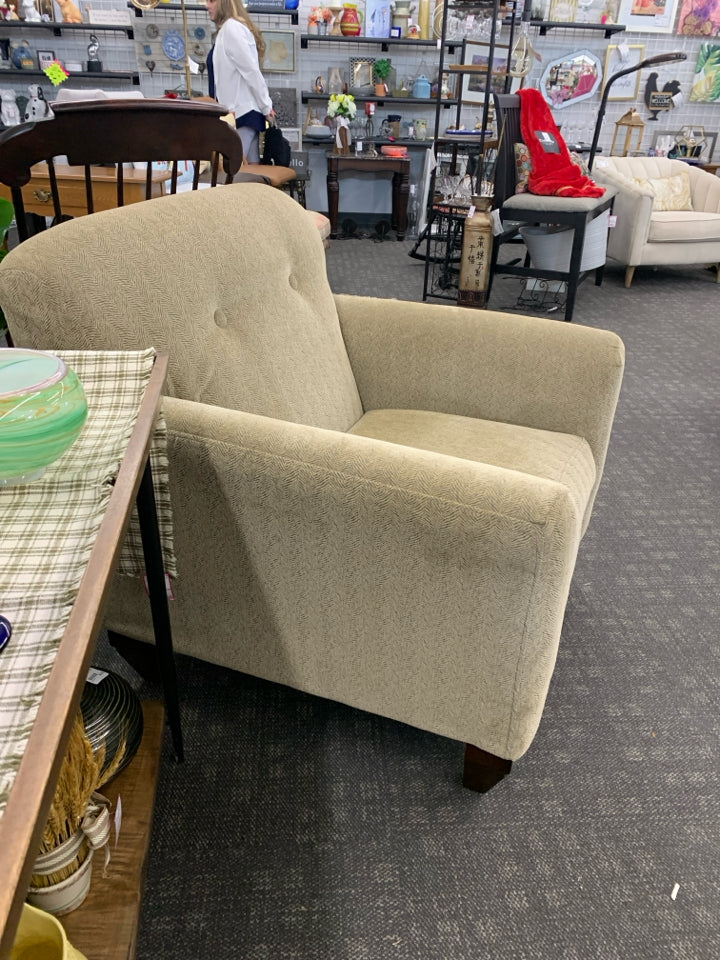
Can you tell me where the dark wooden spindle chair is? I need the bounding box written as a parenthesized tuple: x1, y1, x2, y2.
(0, 98, 270, 243)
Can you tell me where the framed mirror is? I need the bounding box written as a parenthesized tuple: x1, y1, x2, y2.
(541, 49, 603, 109)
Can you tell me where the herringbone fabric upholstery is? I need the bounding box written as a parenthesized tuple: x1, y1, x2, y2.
(2, 184, 361, 430)
(0, 183, 624, 764)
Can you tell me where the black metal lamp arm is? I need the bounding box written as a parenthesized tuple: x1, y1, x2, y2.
(588, 52, 687, 171)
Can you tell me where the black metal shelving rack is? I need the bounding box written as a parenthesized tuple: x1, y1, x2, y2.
(419, 0, 518, 302)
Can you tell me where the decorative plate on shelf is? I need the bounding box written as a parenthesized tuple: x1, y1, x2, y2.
(162, 30, 186, 61)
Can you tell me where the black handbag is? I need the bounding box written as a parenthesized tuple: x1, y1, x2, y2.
(261, 121, 292, 167)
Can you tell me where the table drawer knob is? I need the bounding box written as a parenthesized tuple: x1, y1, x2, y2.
(33, 188, 52, 203)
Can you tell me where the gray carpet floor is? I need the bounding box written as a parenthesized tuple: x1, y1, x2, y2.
(96, 241, 720, 960)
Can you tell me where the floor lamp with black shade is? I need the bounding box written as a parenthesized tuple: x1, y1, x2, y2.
(588, 52, 687, 171)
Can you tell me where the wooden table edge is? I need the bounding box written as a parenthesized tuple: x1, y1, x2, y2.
(0, 353, 169, 960)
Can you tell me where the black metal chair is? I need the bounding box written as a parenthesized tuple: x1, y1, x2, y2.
(490, 93, 616, 322)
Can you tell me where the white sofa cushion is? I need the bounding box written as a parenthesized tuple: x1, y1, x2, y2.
(648, 210, 720, 243)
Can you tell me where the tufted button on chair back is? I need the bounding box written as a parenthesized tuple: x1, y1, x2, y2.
(0, 183, 362, 428)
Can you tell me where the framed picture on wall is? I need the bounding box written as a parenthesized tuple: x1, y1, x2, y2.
(461, 42, 509, 104)
(263, 30, 295, 73)
(676, 0, 720, 36)
(690, 43, 720, 101)
(365, 0, 392, 37)
(267, 87, 298, 126)
(282, 126, 302, 151)
(618, 0, 682, 33)
(651, 127, 717, 161)
(37, 50, 56, 70)
(603, 44, 646, 99)
(350, 57, 375, 92)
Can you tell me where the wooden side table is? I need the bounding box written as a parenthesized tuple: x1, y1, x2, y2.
(0, 352, 181, 960)
(326, 154, 411, 240)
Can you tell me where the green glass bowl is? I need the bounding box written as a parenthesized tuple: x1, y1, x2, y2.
(0, 349, 88, 486)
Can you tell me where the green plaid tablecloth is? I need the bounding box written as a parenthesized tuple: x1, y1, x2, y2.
(0, 349, 175, 815)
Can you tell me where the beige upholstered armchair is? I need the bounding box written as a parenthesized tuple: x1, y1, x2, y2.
(0, 184, 624, 791)
(591, 155, 720, 287)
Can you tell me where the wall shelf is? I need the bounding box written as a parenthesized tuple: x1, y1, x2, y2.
(527, 19, 626, 38)
(300, 34, 459, 53)
(0, 20, 135, 39)
(130, 2, 298, 24)
(1, 68, 140, 83)
(302, 90, 458, 108)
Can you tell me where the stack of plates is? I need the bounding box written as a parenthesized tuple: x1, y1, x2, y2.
(305, 126, 333, 140)
(80, 670, 144, 786)
(444, 128, 493, 138)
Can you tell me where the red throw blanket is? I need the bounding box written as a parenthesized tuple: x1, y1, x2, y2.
(518, 88, 605, 198)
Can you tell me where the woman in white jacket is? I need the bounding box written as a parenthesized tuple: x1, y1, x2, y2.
(206, 0, 273, 162)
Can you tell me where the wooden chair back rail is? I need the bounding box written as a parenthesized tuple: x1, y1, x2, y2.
(48, 157, 62, 221)
(493, 93, 522, 206)
(0, 98, 247, 241)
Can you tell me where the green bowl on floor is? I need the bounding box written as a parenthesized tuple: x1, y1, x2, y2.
(0, 349, 88, 486)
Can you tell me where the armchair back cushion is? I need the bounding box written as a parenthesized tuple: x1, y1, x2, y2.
(3, 183, 363, 431)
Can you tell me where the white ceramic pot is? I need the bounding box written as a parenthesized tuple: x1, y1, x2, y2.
(27, 830, 94, 917)
(520, 210, 609, 273)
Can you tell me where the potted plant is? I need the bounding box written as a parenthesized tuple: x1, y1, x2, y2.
(26, 712, 124, 916)
(374, 58, 392, 96)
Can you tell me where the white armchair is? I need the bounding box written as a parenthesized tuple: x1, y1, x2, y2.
(592, 155, 720, 287)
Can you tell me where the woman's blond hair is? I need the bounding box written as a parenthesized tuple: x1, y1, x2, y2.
(213, 0, 266, 62)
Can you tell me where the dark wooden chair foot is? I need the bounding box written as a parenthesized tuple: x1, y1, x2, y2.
(463, 743, 512, 793)
(108, 630, 161, 683)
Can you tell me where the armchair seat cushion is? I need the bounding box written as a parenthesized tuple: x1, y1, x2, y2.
(648, 210, 720, 243)
(348, 409, 597, 521)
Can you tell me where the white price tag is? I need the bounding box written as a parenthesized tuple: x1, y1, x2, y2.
(114, 794, 123, 848)
(86, 667, 108, 685)
(608, 215, 617, 228)
(142, 572, 175, 599)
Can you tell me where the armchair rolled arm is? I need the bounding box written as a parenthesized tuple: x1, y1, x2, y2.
(156, 395, 584, 760)
(591, 164, 654, 264)
(336, 295, 624, 491)
(165, 395, 576, 529)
